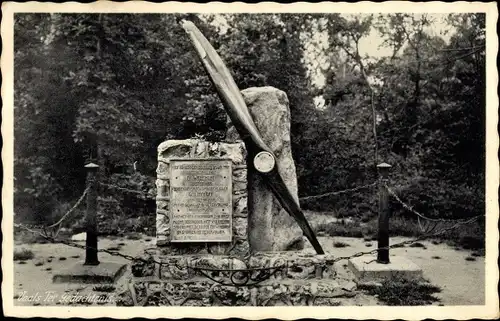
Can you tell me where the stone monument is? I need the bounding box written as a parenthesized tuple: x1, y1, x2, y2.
(116, 86, 359, 306)
(156, 87, 304, 254)
(227, 86, 304, 252)
(115, 21, 359, 307)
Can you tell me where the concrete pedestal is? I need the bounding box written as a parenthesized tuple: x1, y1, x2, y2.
(52, 261, 127, 284)
(348, 255, 422, 282)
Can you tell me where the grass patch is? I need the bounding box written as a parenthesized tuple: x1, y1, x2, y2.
(363, 216, 483, 250)
(383, 216, 422, 238)
(437, 220, 485, 250)
(125, 233, 142, 240)
(314, 221, 364, 238)
(458, 236, 484, 250)
(14, 229, 49, 244)
(303, 212, 484, 251)
(471, 250, 484, 257)
(358, 276, 441, 306)
(409, 242, 427, 249)
(14, 248, 34, 261)
(93, 284, 116, 292)
(392, 243, 406, 248)
(333, 241, 350, 248)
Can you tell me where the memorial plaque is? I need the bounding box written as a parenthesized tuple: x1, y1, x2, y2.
(170, 159, 232, 242)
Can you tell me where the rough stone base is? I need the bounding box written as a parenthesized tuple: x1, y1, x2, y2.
(116, 251, 358, 306)
(348, 255, 423, 282)
(131, 251, 336, 280)
(52, 261, 127, 284)
(116, 278, 358, 306)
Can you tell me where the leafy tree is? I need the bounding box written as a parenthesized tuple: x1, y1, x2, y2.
(13, 13, 485, 231)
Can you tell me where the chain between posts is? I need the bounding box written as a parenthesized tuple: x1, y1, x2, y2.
(299, 182, 377, 201)
(102, 181, 378, 202)
(14, 187, 90, 238)
(385, 183, 485, 223)
(14, 213, 481, 268)
(330, 215, 481, 263)
(14, 223, 147, 263)
(99, 182, 154, 199)
(13, 172, 483, 274)
(46, 187, 90, 229)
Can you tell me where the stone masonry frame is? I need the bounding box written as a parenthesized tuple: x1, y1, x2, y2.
(156, 139, 250, 257)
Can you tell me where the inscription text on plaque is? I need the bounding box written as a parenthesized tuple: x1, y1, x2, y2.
(170, 159, 232, 242)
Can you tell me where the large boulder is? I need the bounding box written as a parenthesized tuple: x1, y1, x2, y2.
(71, 232, 86, 242)
(227, 86, 304, 251)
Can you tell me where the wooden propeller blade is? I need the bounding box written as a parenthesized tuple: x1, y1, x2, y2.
(181, 21, 324, 254)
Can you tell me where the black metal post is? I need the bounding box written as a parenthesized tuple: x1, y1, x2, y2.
(84, 163, 100, 265)
(377, 162, 392, 264)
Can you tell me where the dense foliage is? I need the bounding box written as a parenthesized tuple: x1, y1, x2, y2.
(13, 13, 485, 231)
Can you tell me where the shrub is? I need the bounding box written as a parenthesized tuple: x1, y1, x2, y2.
(388, 216, 421, 237)
(93, 284, 116, 292)
(14, 248, 34, 261)
(391, 243, 406, 248)
(311, 211, 485, 251)
(14, 228, 49, 244)
(437, 219, 485, 250)
(409, 242, 427, 249)
(315, 220, 366, 238)
(390, 178, 484, 222)
(126, 233, 143, 240)
(472, 250, 484, 257)
(458, 236, 484, 250)
(333, 241, 350, 248)
(358, 276, 441, 306)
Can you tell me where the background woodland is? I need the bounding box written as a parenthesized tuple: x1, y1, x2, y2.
(14, 13, 485, 241)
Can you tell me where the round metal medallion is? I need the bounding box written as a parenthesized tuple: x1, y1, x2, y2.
(253, 151, 275, 173)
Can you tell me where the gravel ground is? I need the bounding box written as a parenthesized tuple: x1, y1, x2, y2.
(12, 234, 484, 306)
(305, 236, 485, 305)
